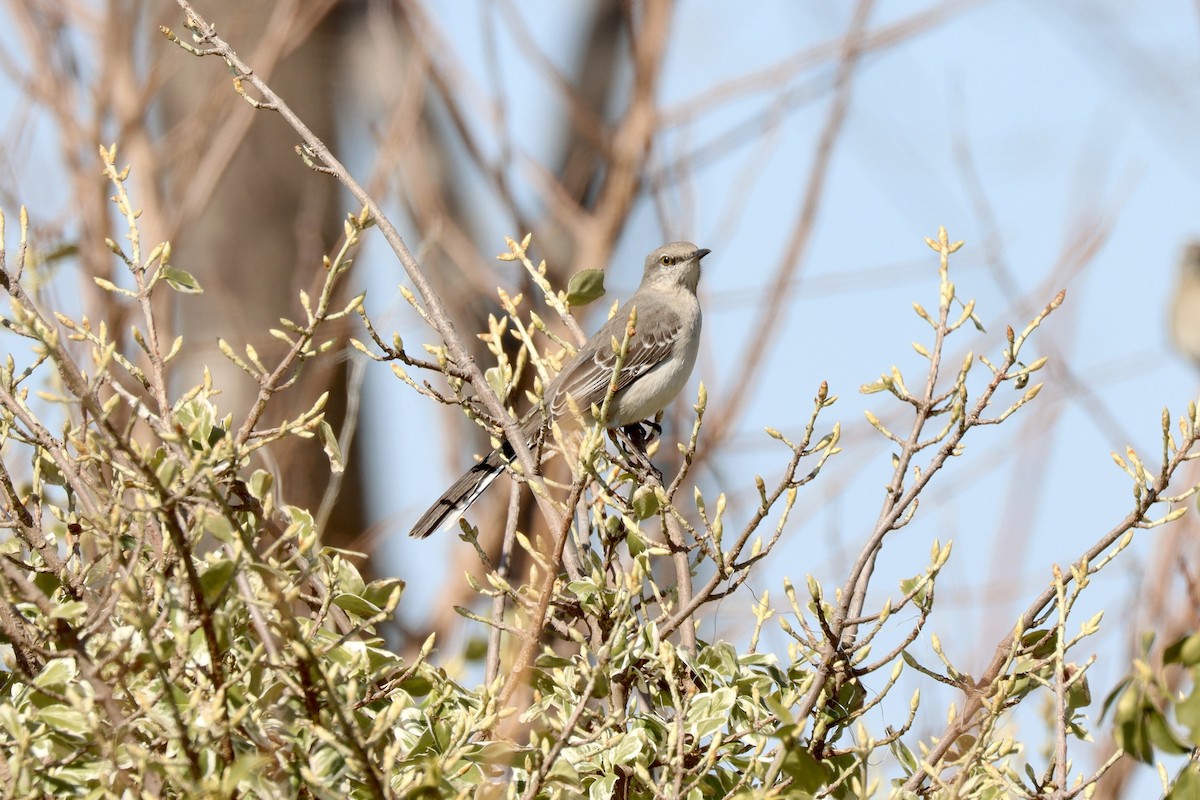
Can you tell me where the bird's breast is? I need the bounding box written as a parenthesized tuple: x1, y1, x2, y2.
(609, 305, 701, 426)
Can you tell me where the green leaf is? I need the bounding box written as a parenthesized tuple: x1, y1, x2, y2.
(467, 738, 525, 771)
(1147, 707, 1192, 755)
(609, 731, 644, 766)
(1113, 684, 1153, 763)
(318, 419, 344, 474)
(362, 577, 406, 609)
(34, 450, 65, 487)
(1176, 680, 1200, 745)
(463, 637, 488, 661)
(332, 593, 382, 619)
(1167, 761, 1200, 800)
(1099, 677, 1130, 722)
(199, 559, 236, 606)
(485, 366, 507, 400)
(0, 707, 20, 739)
(49, 601, 87, 621)
(38, 704, 88, 736)
(175, 397, 218, 451)
(898, 576, 929, 607)
(777, 745, 828, 794)
(161, 266, 203, 293)
(153, 450, 179, 487)
(1164, 631, 1200, 667)
(631, 486, 659, 519)
(32, 658, 76, 689)
(566, 268, 606, 306)
(833, 677, 866, 720)
(221, 753, 269, 795)
(1065, 669, 1091, 710)
(202, 511, 235, 544)
(686, 687, 736, 740)
(764, 693, 796, 732)
(888, 738, 918, 775)
(568, 579, 601, 613)
(249, 469, 273, 502)
(1020, 629, 1057, 660)
(588, 774, 616, 800)
(307, 745, 346, 780)
(399, 673, 433, 697)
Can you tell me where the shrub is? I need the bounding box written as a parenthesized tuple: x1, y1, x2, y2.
(0, 6, 1198, 798)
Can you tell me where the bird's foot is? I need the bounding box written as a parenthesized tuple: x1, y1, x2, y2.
(612, 422, 663, 483)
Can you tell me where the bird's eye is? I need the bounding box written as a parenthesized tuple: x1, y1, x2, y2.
(659, 254, 672, 267)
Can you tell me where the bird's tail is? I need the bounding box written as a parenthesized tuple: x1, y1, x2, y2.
(408, 448, 507, 538)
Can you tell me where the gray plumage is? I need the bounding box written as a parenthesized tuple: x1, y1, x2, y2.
(409, 241, 710, 538)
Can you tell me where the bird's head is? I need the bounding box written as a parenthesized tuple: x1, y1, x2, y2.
(642, 241, 711, 294)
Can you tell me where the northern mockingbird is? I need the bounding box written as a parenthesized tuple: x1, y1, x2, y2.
(409, 241, 710, 539)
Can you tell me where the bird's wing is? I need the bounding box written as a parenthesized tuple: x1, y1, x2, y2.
(547, 301, 683, 419)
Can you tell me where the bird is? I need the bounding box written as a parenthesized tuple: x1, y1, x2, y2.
(409, 241, 710, 539)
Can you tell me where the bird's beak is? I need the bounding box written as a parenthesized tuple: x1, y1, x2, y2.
(696, 248, 712, 260)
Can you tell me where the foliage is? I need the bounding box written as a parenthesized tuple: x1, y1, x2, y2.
(1102, 629, 1200, 797)
(0, 5, 1199, 797)
(0, 146, 1193, 796)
